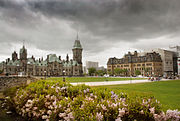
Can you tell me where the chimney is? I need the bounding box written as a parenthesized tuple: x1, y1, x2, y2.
(59, 56, 61, 60)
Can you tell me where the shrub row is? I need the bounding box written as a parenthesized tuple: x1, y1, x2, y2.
(5, 80, 180, 121)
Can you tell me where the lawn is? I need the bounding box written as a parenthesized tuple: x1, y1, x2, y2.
(46, 77, 145, 83)
(95, 80, 180, 111)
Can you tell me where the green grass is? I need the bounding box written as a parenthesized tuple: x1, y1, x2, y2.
(95, 80, 180, 111)
(46, 77, 145, 83)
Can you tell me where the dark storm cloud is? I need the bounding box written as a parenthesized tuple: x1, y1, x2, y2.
(25, 0, 180, 39)
(0, 0, 180, 54)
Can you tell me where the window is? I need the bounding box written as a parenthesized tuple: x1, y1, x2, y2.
(146, 63, 152, 66)
(137, 64, 141, 66)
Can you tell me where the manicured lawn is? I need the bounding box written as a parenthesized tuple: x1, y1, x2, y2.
(46, 77, 145, 83)
(95, 80, 180, 111)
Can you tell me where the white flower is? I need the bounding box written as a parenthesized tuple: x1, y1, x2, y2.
(115, 117, 122, 121)
(67, 112, 74, 120)
(27, 99, 33, 103)
(53, 100, 57, 106)
(100, 104, 107, 111)
(33, 107, 38, 110)
(25, 108, 30, 112)
(47, 110, 52, 115)
(118, 108, 125, 117)
(96, 112, 103, 121)
(140, 110, 144, 114)
(42, 115, 49, 119)
(149, 107, 155, 114)
(59, 113, 66, 118)
(46, 95, 50, 99)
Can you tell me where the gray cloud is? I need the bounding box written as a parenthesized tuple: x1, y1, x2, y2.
(0, 0, 180, 65)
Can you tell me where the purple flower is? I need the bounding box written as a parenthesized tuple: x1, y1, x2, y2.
(111, 91, 114, 95)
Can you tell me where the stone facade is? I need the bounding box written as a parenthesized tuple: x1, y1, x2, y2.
(0, 38, 83, 76)
(145, 49, 175, 77)
(107, 51, 163, 76)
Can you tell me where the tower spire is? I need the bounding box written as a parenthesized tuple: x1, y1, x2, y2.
(23, 40, 25, 47)
(76, 31, 79, 40)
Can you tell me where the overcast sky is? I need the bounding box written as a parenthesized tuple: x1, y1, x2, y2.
(0, 0, 180, 67)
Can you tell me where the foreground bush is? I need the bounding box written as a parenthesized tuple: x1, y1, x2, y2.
(6, 80, 180, 121)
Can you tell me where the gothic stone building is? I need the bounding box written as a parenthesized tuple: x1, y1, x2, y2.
(107, 51, 163, 77)
(0, 39, 83, 76)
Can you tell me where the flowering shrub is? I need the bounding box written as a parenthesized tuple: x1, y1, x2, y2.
(6, 80, 180, 121)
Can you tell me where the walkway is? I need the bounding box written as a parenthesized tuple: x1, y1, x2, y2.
(70, 79, 170, 86)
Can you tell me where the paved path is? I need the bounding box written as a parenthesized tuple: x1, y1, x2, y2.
(70, 79, 170, 86)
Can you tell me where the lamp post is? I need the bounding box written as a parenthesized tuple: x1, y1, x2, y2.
(44, 70, 46, 79)
(63, 70, 66, 82)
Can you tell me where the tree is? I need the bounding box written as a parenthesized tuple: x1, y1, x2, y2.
(88, 67, 96, 76)
(96, 70, 105, 76)
(123, 69, 128, 76)
(0, 69, 3, 74)
(144, 68, 150, 76)
(135, 70, 141, 76)
(108, 71, 113, 76)
(114, 68, 123, 76)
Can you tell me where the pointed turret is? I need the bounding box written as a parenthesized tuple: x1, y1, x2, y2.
(66, 54, 69, 62)
(72, 34, 83, 64)
(20, 45, 27, 60)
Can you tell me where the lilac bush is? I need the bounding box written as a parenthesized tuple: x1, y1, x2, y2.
(5, 80, 180, 121)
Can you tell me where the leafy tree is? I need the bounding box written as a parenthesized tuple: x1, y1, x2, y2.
(135, 70, 141, 76)
(144, 68, 150, 76)
(123, 69, 128, 76)
(96, 70, 105, 76)
(88, 68, 96, 76)
(108, 71, 113, 76)
(114, 68, 123, 76)
(0, 69, 3, 74)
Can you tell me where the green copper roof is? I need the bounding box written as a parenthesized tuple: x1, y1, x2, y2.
(35, 60, 47, 66)
(63, 60, 79, 67)
(48, 54, 61, 63)
(73, 40, 82, 49)
(27, 58, 35, 65)
(7, 60, 20, 66)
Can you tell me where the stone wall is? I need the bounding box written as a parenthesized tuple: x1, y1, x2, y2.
(0, 76, 37, 91)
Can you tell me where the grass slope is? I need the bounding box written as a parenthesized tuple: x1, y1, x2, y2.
(46, 77, 145, 83)
(96, 80, 180, 111)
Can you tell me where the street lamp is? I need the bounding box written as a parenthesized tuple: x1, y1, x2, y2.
(130, 75, 132, 84)
(63, 70, 66, 82)
(44, 70, 46, 79)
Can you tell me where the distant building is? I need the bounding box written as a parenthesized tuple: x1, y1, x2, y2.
(86, 61, 99, 69)
(97, 66, 106, 71)
(85, 61, 99, 73)
(107, 51, 163, 77)
(145, 48, 177, 77)
(169, 46, 180, 76)
(0, 37, 83, 76)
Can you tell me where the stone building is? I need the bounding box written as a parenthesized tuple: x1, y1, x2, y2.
(145, 48, 176, 77)
(84, 61, 99, 73)
(0, 38, 83, 76)
(107, 51, 163, 77)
